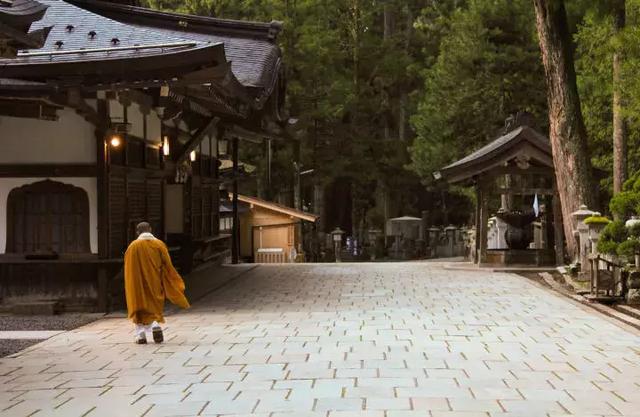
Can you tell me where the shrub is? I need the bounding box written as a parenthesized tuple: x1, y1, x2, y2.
(618, 239, 640, 259)
(597, 220, 627, 255)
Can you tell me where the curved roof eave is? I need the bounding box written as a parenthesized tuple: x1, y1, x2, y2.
(436, 126, 554, 183)
(65, 0, 284, 110)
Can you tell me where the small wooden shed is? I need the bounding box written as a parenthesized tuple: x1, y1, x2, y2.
(237, 195, 319, 263)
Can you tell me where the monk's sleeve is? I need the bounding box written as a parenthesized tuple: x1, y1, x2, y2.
(160, 244, 190, 309)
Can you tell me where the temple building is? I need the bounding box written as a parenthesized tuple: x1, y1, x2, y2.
(0, 0, 288, 311)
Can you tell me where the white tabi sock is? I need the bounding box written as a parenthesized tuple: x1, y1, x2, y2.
(135, 324, 146, 336)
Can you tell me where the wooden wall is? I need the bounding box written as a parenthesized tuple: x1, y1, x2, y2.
(240, 205, 301, 260)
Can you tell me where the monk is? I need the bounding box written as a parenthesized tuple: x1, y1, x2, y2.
(124, 222, 190, 344)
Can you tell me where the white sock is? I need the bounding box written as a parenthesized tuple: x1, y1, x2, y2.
(151, 321, 161, 329)
(135, 324, 146, 336)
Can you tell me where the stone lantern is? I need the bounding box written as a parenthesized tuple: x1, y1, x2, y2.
(331, 227, 345, 263)
(444, 225, 457, 257)
(625, 216, 640, 268)
(428, 227, 441, 257)
(587, 212, 607, 255)
(367, 228, 382, 261)
(571, 204, 595, 277)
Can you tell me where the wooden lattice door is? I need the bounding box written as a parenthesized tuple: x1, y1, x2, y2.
(6, 180, 90, 254)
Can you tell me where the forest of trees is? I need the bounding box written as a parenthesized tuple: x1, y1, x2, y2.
(143, 0, 640, 246)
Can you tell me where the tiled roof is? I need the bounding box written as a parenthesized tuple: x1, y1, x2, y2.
(66, 0, 282, 96)
(0, 0, 220, 66)
(436, 126, 553, 183)
(442, 126, 551, 171)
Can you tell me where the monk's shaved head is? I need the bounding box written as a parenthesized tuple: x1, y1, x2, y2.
(136, 222, 152, 236)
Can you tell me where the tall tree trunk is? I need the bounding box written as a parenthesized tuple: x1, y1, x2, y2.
(398, 6, 412, 142)
(532, 0, 596, 259)
(383, 3, 395, 40)
(613, 0, 627, 196)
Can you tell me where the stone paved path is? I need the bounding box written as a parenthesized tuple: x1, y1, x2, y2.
(1, 263, 640, 417)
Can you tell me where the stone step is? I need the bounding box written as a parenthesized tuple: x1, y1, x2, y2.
(614, 304, 640, 321)
(10, 301, 62, 315)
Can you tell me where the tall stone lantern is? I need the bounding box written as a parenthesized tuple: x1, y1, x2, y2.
(571, 204, 595, 279)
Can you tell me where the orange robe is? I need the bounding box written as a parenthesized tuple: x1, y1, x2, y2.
(124, 235, 190, 325)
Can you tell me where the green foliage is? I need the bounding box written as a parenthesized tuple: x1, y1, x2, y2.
(618, 238, 640, 258)
(609, 170, 640, 218)
(598, 168, 640, 258)
(408, 0, 547, 182)
(575, 0, 640, 201)
(597, 220, 627, 254)
(139, 0, 640, 232)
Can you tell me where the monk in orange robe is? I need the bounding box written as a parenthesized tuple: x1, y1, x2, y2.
(124, 222, 190, 344)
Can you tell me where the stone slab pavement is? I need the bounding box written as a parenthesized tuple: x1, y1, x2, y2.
(1, 263, 639, 417)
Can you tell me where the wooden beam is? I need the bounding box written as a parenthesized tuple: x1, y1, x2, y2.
(0, 164, 97, 177)
(493, 187, 555, 196)
(175, 117, 219, 164)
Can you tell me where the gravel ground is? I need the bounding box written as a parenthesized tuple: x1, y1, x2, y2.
(0, 313, 102, 358)
(0, 339, 42, 358)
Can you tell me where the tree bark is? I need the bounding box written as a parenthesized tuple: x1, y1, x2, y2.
(613, 0, 627, 196)
(532, 0, 596, 259)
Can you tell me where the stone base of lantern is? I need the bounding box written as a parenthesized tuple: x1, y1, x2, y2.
(484, 249, 555, 267)
(627, 289, 640, 305)
(627, 271, 640, 305)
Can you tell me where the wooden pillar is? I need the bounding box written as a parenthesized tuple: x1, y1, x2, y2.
(474, 183, 481, 264)
(231, 137, 240, 264)
(293, 140, 301, 211)
(552, 191, 565, 265)
(95, 99, 109, 258)
(266, 138, 272, 200)
(478, 183, 489, 264)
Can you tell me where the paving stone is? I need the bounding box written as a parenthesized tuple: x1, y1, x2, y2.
(1, 263, 640, 416)
(365, 397, 411, 410)
(315, 397, 363, 412)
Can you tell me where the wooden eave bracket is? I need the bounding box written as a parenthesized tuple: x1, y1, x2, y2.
(174, 117, 219, 165)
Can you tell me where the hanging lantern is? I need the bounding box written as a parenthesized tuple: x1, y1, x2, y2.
(190, 150, 196, 162)
(110, 135, 122, 148)
(162, 136, 170, 156)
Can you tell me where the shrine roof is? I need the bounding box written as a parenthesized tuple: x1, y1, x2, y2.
(435, 125, 554, 184)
